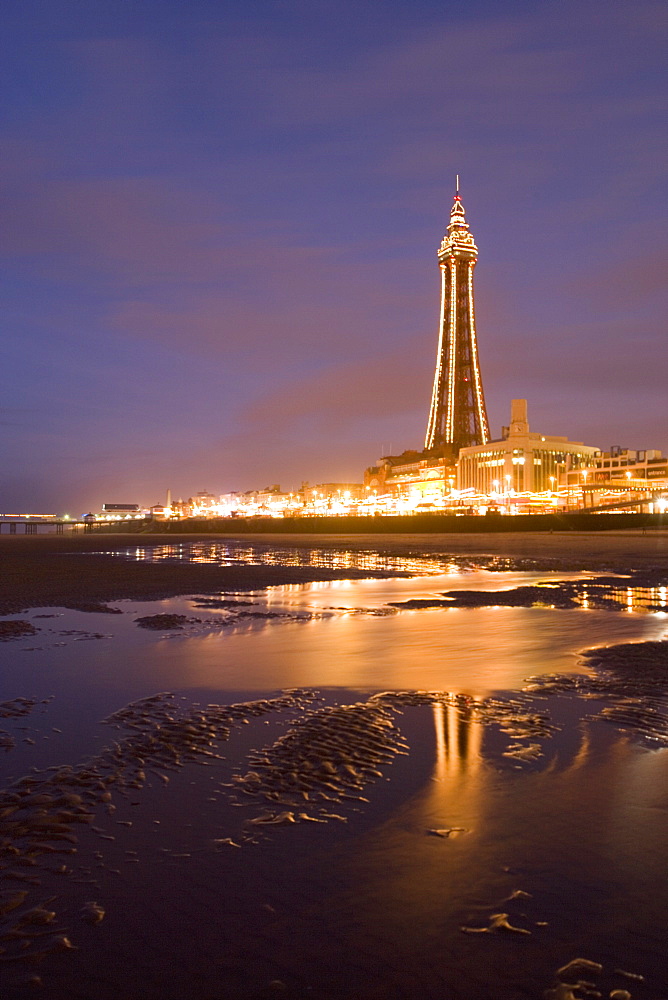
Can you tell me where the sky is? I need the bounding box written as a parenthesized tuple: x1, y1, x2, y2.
(1, 0, 666, 513)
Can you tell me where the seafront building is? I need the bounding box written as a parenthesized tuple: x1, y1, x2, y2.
(457, 399, 599, 499)
(364, 451, 455, 508)
(365, 399, 602, 511)
(301, 483, 366, 513)
(90, 503, 146, 521)
(563, 448, 668, 512)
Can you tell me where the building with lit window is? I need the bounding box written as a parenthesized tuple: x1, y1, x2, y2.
(97, 503, 144, 520)
(457, 399, 599, 498)
(365, 451, 456, 507)
(563, 447, 668, 511)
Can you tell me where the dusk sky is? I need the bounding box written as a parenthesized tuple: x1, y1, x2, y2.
(2, 0, 666, 514)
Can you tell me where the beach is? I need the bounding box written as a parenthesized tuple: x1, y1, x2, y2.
(1, 529, 666, 615)
(1, 531, 667, 999)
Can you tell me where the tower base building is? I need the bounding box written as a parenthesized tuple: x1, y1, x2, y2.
(457, 400, 599, 497)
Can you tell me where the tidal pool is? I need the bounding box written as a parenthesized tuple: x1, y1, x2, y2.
(1, 543, 667, 999)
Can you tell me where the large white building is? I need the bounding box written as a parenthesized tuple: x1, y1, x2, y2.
(457, 400, 599, 496)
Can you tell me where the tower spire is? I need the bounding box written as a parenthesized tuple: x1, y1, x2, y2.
(424, 189, 490, 454)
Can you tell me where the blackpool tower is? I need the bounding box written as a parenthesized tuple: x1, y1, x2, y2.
(424, 183, 490, 455)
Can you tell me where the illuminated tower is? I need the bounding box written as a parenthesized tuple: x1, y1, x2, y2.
(424, 182, 490, 455)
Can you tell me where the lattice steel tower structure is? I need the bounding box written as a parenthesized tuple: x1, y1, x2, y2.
(424, 183, 490, 455)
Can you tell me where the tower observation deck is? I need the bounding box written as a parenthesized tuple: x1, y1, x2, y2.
(424, 184, 490, 455)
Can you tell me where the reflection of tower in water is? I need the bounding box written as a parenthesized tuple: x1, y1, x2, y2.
(431, 699, 484, 786)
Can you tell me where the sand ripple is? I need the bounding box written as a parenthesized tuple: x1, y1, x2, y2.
(525, 639, 668, 746)
(0, 689, 317, 980)
(229, 701, 408, 827)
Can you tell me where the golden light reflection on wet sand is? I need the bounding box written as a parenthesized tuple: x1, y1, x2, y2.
(134, 602, 667, 697)
(289, 704, 496, 989)
(431, 700, 484, 785)
(111, 542, 463, 576)
(298, 700, 668, 997)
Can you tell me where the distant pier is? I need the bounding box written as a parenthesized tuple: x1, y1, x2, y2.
(0, 516, 153, 535)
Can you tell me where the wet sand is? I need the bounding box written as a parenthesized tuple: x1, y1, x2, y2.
(1, 529, 666, 615)
(0, 534, 400, 616)
(1, 533, 668, 998)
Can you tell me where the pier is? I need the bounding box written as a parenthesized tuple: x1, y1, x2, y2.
(0, 516, 153, 535)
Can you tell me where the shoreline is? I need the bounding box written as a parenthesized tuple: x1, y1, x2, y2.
(1, 529, 666, 616)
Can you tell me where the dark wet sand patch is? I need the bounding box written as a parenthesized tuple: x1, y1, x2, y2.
(0, 620, 38, 640)
(0, 535, 409, 617)
(132, 609, 315, 638)
(61, 603, 123, 615)
(134, 613, 195, 630)
(389, 569, 668, 613)
(0, 697, 40, 719)
(525, 638, 668, 746)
